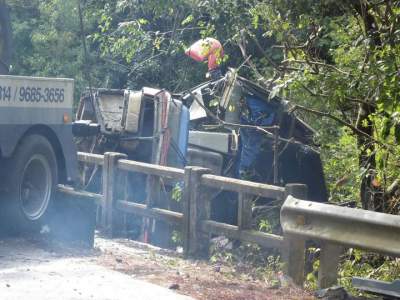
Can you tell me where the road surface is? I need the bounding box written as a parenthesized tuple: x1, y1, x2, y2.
(0, 238, 192, 300)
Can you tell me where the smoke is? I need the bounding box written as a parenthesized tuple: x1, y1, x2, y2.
(0, 192, 96, 248)
(45, 192, 96, 248)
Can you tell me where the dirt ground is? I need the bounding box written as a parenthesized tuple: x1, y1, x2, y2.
(0, 234, 315, 300)
(94, 237, 314, 300)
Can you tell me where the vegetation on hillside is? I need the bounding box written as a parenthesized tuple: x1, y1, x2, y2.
(6, 0, 400, 291)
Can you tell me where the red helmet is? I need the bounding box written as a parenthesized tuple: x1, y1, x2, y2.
(185, 38, 224, 71)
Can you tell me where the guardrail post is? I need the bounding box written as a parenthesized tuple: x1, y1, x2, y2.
(238, 193, 253, 230)
(182, 166, 212, 257)
(102, 152, 127, 237)
(318, 242, 343, 289)
(282, 183, 308, 286)
(142, 174, 161, 243)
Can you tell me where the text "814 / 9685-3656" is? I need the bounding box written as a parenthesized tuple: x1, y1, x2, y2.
(0, 86, 65, 103)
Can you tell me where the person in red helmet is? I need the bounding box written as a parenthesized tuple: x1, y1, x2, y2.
(185, 38, 224, 80)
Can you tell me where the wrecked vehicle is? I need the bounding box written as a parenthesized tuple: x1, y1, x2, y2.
(75, 87, 190, 244)
(75, 39, 328, 242)
(75, 87, 188, 169)
(183, 68, 328, 221)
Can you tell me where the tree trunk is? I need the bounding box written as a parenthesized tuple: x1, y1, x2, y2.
(353, 2, 381, 210)
(356, 103, 377, 210)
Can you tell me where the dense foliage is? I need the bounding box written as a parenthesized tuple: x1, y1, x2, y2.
(6, 0, 400, 289)
(7, 0, 400, 209)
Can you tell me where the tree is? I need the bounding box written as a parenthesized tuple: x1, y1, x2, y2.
(248, 0, 400, 211)
(7, 0, 400, 211)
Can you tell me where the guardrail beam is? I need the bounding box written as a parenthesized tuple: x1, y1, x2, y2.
(57, 185, 102, 206)
(201, 174, 285, 199)
(77, 152, 104, 165)
(201, 220, 283, 249)
(116, 200, 183, 225)
(281, 196, 400, 257)
(118, 159, 184, 179)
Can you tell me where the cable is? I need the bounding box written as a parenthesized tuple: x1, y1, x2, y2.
(169, 137, 188, 166)
(77, 0, 95, 104)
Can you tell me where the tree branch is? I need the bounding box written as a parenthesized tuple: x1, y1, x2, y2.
(290, 104, 385, 147)
(283, 59, 352, 76)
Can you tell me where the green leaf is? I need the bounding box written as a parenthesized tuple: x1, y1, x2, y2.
(181, 15, 194, 26)
(138, 18, 148, 25)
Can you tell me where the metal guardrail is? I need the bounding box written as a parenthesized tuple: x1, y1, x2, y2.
(281, 196, 400, 256)
(281, 196, 400, 288)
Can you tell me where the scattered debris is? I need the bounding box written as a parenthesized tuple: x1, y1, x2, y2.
(315, 286, 349, 300)
(210, 236, 233, 250)
(213, 265, 221, 273)
(314, 286, 370, 300)
(96, 237, 314, 300)
(169, 283, 180, 290)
